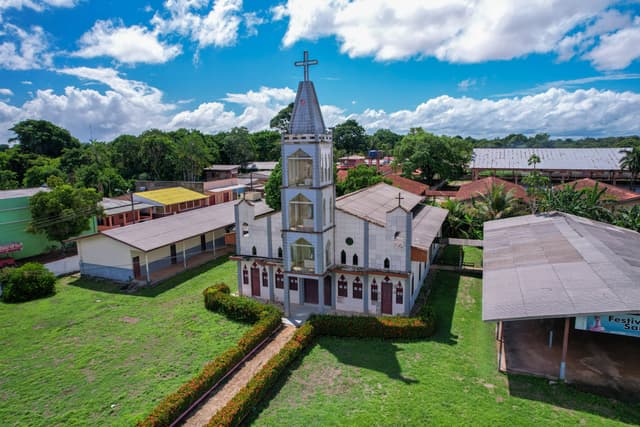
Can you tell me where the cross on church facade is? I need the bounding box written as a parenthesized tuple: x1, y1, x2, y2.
(295, 51, 318, 81)
(396, 192, 404, 207)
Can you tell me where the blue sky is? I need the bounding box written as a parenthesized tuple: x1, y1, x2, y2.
(1, 0, 640, 143)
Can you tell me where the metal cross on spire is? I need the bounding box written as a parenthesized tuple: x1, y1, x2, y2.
(294, 51, 318, 81)
(396, 192, 404, 208)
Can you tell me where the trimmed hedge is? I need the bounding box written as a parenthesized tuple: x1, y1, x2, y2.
(207, 306, 437, 426)
(1, 262, 56, 303)
(137, 284, 282, 427)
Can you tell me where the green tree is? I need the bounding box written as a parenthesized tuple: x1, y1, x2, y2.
(264, 159, 282, 210)
(250, 130, 281, 161)
(0, 170, 19, 190)
(540, 183, 613, 223)
(333, 119, 367, 153)
(221, 127, 253, 166)
(23, 160, 65, 187)
(171, 129, 210, 181)
(76, 164, 129, 196)
(522, 153, 549, 214)
(28, 184, 102, 250)
(473, 183, 523, 221)
(111, 134, 145, 179)
(394, 128, 471, 185)
(614, 205, 640, 232)
(619, 146, 640, 191)
(139, 129, 176, 180)
(336, 164, 391, 196)
(369, 128, 401, 151)
(270, 103, 294, 132)
(440, 199, 483, 239)
(9, 120, 80, 157)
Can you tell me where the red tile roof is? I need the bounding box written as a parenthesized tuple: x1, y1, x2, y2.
(555, 178, 640, 202)
(456, 177, 528, 201)
(387, 174, 428, 196)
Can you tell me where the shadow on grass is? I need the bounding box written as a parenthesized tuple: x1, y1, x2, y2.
(429, 271, 460, 345)
(66, 255, 230, 298)
(507, 373, 640, 425)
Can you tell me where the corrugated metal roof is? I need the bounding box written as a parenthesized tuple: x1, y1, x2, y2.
(336, 183, 423, 226)
(101, 202, 235, 252)
(0, 187, 48, 200)
(204, 164, 240, 171)
(133, 187, 208, 206)
(470, 148, 630, 171)
(101, 198, 154, 215)
(482, 212, 640, 322)
(411, 205, 448, 250)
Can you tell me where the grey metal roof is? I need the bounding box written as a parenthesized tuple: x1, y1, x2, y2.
(336, 183, 424, 227)
(204, 164, 240, 171)
(101, 198, 154, 215)
(470, 148, 630, 171)
(483, 212, 640, 322)
(289, 80, 326, 135)
(411, 205, 448, 250)
(245, 162, 278, 171)
(0, 187, 48, 200)
(101, 202, 236, 252)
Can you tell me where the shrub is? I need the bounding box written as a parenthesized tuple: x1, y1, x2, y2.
(309, 313, 436, 340)
(1, 262, 55, 303)
(138, 283, 281, 427)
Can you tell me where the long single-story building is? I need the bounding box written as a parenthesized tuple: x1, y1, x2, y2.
(75, 202, 236, 284)
(483, 212, 640, 395)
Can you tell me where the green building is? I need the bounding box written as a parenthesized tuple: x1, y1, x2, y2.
(0, 188, 97, 260)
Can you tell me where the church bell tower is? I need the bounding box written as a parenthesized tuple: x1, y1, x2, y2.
(281, 51, 335, 313)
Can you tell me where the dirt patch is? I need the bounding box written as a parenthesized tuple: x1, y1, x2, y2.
(120, 316, 140, 324)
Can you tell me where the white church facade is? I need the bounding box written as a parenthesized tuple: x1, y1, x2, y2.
(233, 52, 448, 317)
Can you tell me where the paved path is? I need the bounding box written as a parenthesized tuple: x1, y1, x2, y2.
(181, 324, 296, 427)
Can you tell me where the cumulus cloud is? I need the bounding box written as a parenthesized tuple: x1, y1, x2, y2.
(273, 0, 638, 68)
(584, 18, 640, 70)
(0, 88, 13, 96)
(72, 20, 182, 64)
(0, 24, 52, 69)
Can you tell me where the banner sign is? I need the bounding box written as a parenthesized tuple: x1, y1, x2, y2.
(575, 313, 640, 338)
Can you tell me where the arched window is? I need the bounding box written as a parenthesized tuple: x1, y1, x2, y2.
(326, 240, 331, 267)
(289, 276, 299, 291)
(290, 238, 314, 272)
(262, 267, 268, 287)
(371, 279, 378, 301)
(289, 193, 314, 230)
(394, 231, 401, 239)
(252, 246, 257, 256)
(352, 254, 358, 266)
(338, 275, 348, 297)
(396, 281, 403, 305)
(384, 258, 390, 269)
(242, 222, 249, 237)
(277, 247, 283, 258)
(340, 250, 346, 264)
(242, 265, 249, 285)
(275, 269, 284, 289)
(287, 149, 313, 186)
(352, 277, 363, 299)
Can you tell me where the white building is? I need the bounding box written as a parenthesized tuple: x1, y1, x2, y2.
(233, 52, 448, 316)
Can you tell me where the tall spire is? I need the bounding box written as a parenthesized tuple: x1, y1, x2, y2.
(288, 51, 326, 135)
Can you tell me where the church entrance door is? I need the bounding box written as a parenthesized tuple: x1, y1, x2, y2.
(251, 266, 260, 296)
(304, 278, 319, 304)
(381, 281, 393, 314)
(324, 276, 332, 306)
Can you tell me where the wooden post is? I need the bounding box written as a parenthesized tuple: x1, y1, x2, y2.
(497, 321, 504, 371)
(144, 253, 150, 284)
(560, 317, 570, 380)
(182, 241, 187, 269)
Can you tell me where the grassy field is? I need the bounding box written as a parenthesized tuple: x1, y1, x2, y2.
(437, 245, 483, 267)
(0, 257, 248, 426)
(250, 272, 640, 426)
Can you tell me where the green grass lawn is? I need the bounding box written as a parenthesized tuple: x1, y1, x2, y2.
(0, 257, 248, 427)
(249, 272, 640, 426)
(438, 245, 483, 267)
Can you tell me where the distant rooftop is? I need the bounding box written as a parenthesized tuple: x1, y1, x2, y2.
(336, 183, 423, 227)
(470, 148, 630, 171)
(0, 187, 48, 200)
(555, 178, 640, 203)
(456, 176, 528, 201)
(483, 212, 640, 322)
(100, 198, 154, 215)
(245, 161, 278, 171)
(134, 187, 208, 206)
(204, 164, 240, 171)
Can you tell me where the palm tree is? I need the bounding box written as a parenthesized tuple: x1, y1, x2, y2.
(440, 199, 482, 239)
(474, 183, 522, 221)
(620, 146, 640, 191)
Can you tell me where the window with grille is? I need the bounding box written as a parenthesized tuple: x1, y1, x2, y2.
(396, 282, 403, 305)
(338, 275, 348, 297)
(242, 265, 248, 284)
(371, 279, 378, 301)
(275, 269, 284, 289)
(289, 276, 299, 291)
(262, 268, 268, 287)
(352, 277, 363, 299)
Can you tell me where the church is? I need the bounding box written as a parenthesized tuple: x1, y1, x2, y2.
(233, 52, 448, 317)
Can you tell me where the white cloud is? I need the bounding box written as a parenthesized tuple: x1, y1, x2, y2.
(243, 11, 264, 37)
(457, 79, 476, 91)
(152, 0, 243, 50)
(584, 18, 640, 70)
(73, 19, 182, 64)
(0, 24, 51, 69)
(496, 73, 640, 97)
(0, 0, 78, 22)
(274, 0, 627, 65)
(20, 80, 32, 85)
(0, 88, 13, 96)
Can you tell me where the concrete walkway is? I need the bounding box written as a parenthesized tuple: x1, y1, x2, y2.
(180, 324, 296, 427)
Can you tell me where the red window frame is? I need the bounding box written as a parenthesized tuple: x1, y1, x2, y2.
(352, 277, 363, 299)
(289, 276, 298, 291)
(338, 275, 348, 297)
(275, 269, 284, 289)
(371, 279, 378, 301)
(262, 268, 268, 287)
(396, 282, 403, 305)
(242, 265, 249, 285)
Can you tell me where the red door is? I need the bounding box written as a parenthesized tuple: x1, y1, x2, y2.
(251, 266, 261, 296)
(324, 276, 332, 306)
(381, 280, 393, 315)
(304, 279, 319, 304)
